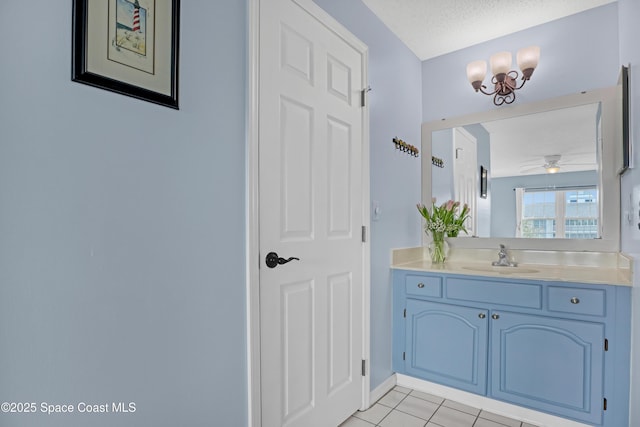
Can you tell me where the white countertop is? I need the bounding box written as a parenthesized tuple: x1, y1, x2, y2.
(391, 247, 632, 286)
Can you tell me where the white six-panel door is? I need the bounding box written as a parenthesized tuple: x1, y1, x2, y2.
(453, 127, 478, 236)
(258, 1, 368, 426)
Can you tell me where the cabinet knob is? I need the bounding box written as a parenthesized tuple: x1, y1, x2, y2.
(491, 313, 500, 320)
(417, 283, 425, 288)
(478, 313, 486, 319)
(570, 297, 580, 304)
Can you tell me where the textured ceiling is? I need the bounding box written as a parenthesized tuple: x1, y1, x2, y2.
(361, 0, 617, 60)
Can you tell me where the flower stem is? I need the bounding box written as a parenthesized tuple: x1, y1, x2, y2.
(430, 232, 447, 263)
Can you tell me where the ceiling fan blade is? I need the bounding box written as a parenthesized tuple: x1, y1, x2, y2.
(519, 161, 543, 167)
(519, 165, 543, 173)
(561, 162, 596, 166)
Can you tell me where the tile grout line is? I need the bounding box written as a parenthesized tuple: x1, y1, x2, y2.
(366, 388, 534, 427)
(374, 391, 410, 426)
(377, 389, 440, 426)
(471, 413, 480, 426)
(423, 396, 445, 425)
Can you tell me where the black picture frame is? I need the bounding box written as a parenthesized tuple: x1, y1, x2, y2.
(480, 166, 488, 199)
(619, 64, 630, 174)
(72, 0, 180, 109)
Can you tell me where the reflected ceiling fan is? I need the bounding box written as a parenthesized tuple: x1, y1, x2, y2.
(519, 154, 594, 174)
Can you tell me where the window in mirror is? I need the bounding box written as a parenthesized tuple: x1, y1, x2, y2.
(519, 187, 598, 239)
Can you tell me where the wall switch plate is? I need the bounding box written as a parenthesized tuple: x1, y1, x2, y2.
(625, 191, 633, 225)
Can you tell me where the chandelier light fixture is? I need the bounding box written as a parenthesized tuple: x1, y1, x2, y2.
(466, 46, 540, 106)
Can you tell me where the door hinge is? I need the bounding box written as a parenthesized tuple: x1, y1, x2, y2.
(603, 398, 607, 411)
(361, 86, 371, 107)
(362, 226, 367, 243)
(604, 338, 609, 351)
(402, 351, 405, 360)
(403, 308, 406, 318)
(361, 359, 366, 376)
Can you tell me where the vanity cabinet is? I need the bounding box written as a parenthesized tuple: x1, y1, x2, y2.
(405, 299, 488, 395)
(490, 311, 604, 425)
(393, 270, 631, 427)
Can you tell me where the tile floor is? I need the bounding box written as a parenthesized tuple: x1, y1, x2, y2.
(340, 386, 539, 427)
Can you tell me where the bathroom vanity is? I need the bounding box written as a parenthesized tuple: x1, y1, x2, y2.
(391, 247, 631, 427)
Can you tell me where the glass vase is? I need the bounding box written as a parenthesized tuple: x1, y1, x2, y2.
(428, 232, 449, 264)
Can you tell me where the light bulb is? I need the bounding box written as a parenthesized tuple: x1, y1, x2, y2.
(517, 46, 540, 72)
(546, 166, 560, 174)
(490, 51, 512, 76)
(466, 60, 487, 84)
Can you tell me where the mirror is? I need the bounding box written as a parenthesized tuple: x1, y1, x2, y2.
(422, 87, 620, 252)
(432, 103, 600, 239)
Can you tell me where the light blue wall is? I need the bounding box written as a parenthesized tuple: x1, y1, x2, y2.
(422, 3, 620, 122)
(312, 0, 423, 390)
(618, 0, 640, 425)
(0, 1, 247, 426)
(490, 171, 598, 238)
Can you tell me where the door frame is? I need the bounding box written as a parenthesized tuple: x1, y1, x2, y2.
(246, 0, 371, 425)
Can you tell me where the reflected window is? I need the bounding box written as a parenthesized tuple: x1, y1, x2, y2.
(521, 187, 598, 239)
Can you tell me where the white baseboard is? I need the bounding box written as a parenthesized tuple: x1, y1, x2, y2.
(396, 374, 591, 427)
(365, 374, 397, 410)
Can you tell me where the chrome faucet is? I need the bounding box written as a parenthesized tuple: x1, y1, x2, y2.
(492, 244, 518, 267)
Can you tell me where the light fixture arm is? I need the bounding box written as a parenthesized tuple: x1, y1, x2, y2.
(472, 70, 518, 105)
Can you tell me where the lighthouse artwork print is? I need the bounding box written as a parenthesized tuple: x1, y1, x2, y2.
(72, 0, 180, 109)
(108, 0, 154, 74)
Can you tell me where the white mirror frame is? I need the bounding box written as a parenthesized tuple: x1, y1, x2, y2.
(422, 86, 620, 252)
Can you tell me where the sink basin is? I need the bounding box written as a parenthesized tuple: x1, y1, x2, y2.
(461, 266, 539, 275)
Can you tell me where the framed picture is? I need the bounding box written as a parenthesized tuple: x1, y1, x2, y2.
(618, 64, 631, 174)
(72, 0, 180, 109)
(480, 166, 488, 199)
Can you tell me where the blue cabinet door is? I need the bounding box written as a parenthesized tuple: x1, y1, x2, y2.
(490, 311, 605, 425)
(405, 299, 488, 395)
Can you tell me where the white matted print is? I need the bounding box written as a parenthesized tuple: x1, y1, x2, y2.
(108, 0, 155, 74)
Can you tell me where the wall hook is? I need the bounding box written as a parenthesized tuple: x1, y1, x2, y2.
(393, 137, 419, 157)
